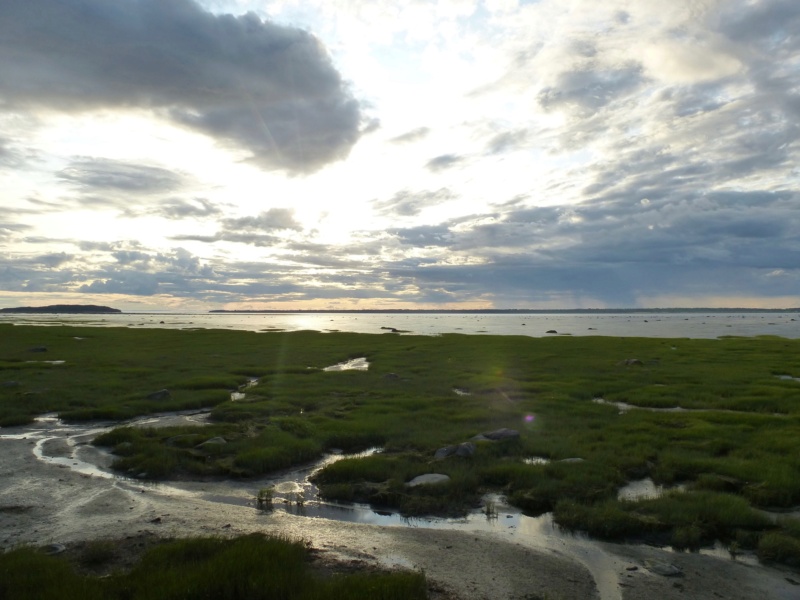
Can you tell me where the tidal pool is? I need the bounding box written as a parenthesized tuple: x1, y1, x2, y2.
(0, 411, 777, 600)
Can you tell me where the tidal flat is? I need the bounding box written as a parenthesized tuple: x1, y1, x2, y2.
(2, 324, 800, 598)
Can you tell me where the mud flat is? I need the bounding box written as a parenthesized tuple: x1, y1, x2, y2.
(2, 416, 797, 600)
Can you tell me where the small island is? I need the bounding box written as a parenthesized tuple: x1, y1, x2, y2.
(0, 304, 121, 314)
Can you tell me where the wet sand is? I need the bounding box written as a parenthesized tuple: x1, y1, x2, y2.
(2, 420, 798, 600)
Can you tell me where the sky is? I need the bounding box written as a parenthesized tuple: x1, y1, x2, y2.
(1, 0, 799, 311)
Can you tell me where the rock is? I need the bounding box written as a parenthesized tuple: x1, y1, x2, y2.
(380, 327, 399, 333)
(479, 428, 520, 442)
(407, 474, 451, 487)
(434, 446, 456, 459)
(455, 442, 476, 457)
(645, 560, 682, 577)
(28, 346, 48, 352)
(436, 442, 476, 459)
(146, 389, 171, 400)
(545, 330, 557, 334)
(620, 358, 644, 366)
(43, 543, 66, 555)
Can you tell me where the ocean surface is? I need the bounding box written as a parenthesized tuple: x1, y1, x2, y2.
(2, 311, 799, 338)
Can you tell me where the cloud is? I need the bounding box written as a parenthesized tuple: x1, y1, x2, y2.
(222, 208, 302, 232)
(78, 273, 161, 296)
(642, 40, 741, 84)
(389, 127, 430, 144)
(151, 198, 223, 220)
(0, 0, 362, 173)
(537, 66, 644, 115)
(425, 154, 463, 172)
(373, 188, 454, 217)
(58, 158, 185, 194)
(0, 137, 24, 168)
(35, 252, 73, 268)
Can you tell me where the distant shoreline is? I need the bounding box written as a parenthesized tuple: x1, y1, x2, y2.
(1, 305, 797, 315)
(0, 304, 121, 314)
(210, 307, 800, 314)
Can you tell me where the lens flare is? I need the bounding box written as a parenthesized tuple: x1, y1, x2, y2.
(524, 414, 535, 423)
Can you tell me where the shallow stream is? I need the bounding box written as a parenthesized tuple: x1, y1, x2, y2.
(2, 405, 780, 600)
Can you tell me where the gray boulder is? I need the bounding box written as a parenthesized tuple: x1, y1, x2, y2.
(645, 560, 682, 577)
(620, 358, 644, 366)
(146, 389, 171, 401)
(434, 445, 456, 459)
(455, 442, 476, 457)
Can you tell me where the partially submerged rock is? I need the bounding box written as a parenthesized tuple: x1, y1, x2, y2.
(620, 358, 644, 366)
(434, 442, 476, 459)
(407, 474, 451, 487)
(645, 560, 682, 577)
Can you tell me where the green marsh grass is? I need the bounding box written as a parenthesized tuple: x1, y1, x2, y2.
(0, 534, 427, 600)
(3, 325, 800, 565)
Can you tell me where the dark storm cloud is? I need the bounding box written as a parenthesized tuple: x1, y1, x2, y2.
(425, 154, 463, 172)
(373, 188, 454, 217)
(0, 0, 362, 173)
(376, 182, 800, 305)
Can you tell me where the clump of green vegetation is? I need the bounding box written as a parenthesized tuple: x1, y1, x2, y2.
(3, 324, 800, 566)
(0, 534, 427, 600)
(554, 491, 772, 550)
(256, 486, 275, 510)
(79, 540, 117, 568)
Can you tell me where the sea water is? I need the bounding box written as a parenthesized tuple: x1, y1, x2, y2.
(2, 310, 798, 338)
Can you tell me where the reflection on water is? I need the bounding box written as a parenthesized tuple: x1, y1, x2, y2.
(323, 357, 369, 371)
(0, 410, 774, 600)
(3, 311, 798, 339)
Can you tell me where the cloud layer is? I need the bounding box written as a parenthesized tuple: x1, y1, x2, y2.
(1, 0, 799, 310)
(1, 0, 362, 172)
